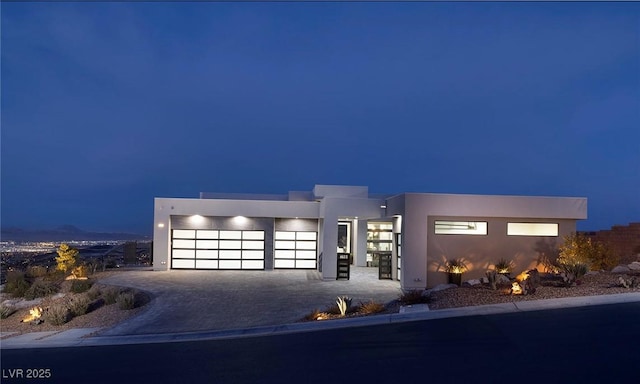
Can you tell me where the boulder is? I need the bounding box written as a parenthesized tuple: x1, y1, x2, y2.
(497, 274, 511, 284)
(429, 283, 458, 292)
(612, 265, 631, 273)
(480, 277, 489, 284)
(463, 279, 481, 286)
(628, 262, 640, 271)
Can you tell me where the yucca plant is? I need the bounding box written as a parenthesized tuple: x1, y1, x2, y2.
(336, 296, 352, 316)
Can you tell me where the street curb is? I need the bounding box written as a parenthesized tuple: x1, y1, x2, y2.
(2, 292, 639, 349)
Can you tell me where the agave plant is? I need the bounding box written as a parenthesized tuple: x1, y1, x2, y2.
(444, 258, 467, 274)
(494, 258, 514, 274)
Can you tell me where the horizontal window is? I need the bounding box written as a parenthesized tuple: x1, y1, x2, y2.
(434, 221, 488, 235)
(219, 230, 242, 239)
(507, 223, 558, 237)
(242, 250, 264, 260)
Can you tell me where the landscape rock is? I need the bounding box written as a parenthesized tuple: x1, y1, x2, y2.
(463, 279, 481, 286)
(612, 265, 631, 273)
(429, 283, 458, 292)
(628, 262, 640, 271)
(480, 277, 489, 284)
(497, 274, 511, 284)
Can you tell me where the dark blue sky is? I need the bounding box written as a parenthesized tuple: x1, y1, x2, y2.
(2, 2, 639, 235)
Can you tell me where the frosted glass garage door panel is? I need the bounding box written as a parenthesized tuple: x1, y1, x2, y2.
(172, 249, 195, 259)
(242, 250, 264, 260)
(296, 232, 317, 240)
(275, 231, 296, 240)
(219, 250, 241, 259)
(243, 231, 264, 240)
(173, 239, 195, 249)
(172, 259, 195, 269)
(196, 230, 218, 239)
(275, 250, 295, 259)
(219, 240, 241, 249)
(275, 241, 296, 249)
(242, 260, 264, 269)
(219, 231, 242, 239)
(196, 240, 218, 249)
(219, 260, 241, 269)
(275, 259, 295, 268)
(173, 230, 196, 239)
(296, 250, 316, 259)
(242, 241, 264, 250)
(196, 260, 218, 269)
(196, 250, 218, 259)
(296, 241, 316, 250)
(296, 260, 316, 269)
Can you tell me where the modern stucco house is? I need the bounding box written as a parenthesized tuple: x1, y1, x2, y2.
(153, 185, 587, 289)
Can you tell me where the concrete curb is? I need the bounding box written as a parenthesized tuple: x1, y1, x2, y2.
(2, 292, 639, 349)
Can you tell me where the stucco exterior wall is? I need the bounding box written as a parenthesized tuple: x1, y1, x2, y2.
(426, 216, 576, 287)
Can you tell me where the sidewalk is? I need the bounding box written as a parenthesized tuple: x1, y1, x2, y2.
(2, 292, 639, 350)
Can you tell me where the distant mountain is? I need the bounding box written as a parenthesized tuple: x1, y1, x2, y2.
(0, 225, 150, 242)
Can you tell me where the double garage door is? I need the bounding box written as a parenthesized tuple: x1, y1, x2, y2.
(172, 229, 265, 270)
(171, 229, 318, 270)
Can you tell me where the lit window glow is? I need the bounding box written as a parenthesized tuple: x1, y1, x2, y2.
(507, 223, 558, 237)
(435, 221, 488, 235)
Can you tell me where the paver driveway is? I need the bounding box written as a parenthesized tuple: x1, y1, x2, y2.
(97, 267, 402, 336)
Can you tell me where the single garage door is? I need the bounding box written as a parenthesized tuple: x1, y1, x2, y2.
(274, 231, 317, 269)
(172, 229, 265, 270)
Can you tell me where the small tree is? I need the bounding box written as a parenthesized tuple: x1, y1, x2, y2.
(56, 243, 78, 274)
(558, 232, 618, 272)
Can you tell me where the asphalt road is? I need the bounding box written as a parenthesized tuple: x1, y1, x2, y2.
(2, 302, 639, 384)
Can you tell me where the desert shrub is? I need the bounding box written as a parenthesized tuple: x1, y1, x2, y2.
(25, 265, 48, 278)
(68, 294, 91, 316)
(87, 285, 101, 301)
(116, 291, 136, 310)
(358, 301, 385, 315)
(44, 303, 71, 325)
(103, 287, 120, 305)
(24, 280, 59, 300)
(70, 279, 93, 293)
(0, 303, 16, 319)
(44, 269, 66, 283)
(559, 263, 589, 287)
(589, 244, 619, 271)
(4, 271, 31, 298)
(398, 290, 430, 305)
(72, 265, 89, 278)
(303, 309, 325, 321)
(494, 258, 514, 274)
(558, 232, 616, 271)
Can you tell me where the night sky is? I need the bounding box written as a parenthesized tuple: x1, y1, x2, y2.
(2, 2, 639, 235)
